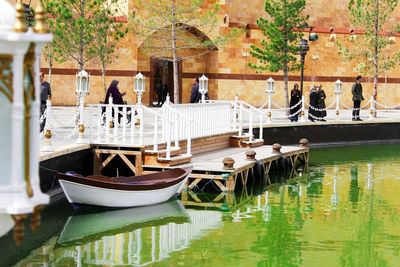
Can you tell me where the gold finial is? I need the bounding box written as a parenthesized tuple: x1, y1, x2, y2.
(33, 1, 49, 33)
(14, 1, 28, 33)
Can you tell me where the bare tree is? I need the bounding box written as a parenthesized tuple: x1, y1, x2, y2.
(131, 0, 239, 103)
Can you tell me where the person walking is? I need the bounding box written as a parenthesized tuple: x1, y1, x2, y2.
(190, 78, 199, 103)
(155, 80, 164, 106)
(104, 80, 126, 105)
(351, 75, 364, 121)
(39, 72, 51, 132)
(308, 85, 319, 122)
(317, 84, 326, 121)
(289, 83, 301, 122)
(104, 80, 126, 123)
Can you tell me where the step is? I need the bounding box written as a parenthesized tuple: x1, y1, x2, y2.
(144, 147, 181, 157)
(241, 139, 264, 148)
(230, 135, 249, 147)
(157, 154, 192, 166)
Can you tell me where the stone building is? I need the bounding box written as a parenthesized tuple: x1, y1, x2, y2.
(38, 0, 400, 107)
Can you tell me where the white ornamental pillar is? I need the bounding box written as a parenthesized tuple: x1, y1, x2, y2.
(265, 77, 275, 124)
(334, 79, 342, 121)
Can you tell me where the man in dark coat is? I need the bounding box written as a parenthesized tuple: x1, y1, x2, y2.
(308, 85, 319, 122)
(189, 78, 199, 103)
(39, 72, 51, 132)
(351, 75, 364, 121)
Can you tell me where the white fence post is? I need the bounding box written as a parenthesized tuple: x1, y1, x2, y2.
(41, 97, 54, 152)
(153, 115, 158, 151)
(369, 95, 375, 121)
(335, 93, 340, 121)
(249, 110, 253, 142)
(105, 96, 113, 143)
(238, 102, 243, 136)
(266, 93, 272, 124)
(299, 96, 306, 122)
(122, 106, 127, 142)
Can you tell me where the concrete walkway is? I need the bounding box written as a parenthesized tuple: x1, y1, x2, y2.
(39, 106, 400, 162)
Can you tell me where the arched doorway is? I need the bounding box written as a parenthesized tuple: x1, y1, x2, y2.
(137, 24, 218, 106)
(150, 57, 182, 105)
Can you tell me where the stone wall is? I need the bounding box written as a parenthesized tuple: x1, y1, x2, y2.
(40, 0, 400, 107)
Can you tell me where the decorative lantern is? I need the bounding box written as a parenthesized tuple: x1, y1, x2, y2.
(134, 72, 145, 95)
(265, 77, 275, 94)
(199, 74, 208, 101)
(76, 69, 90, 94)
(334, 79, 342, 95)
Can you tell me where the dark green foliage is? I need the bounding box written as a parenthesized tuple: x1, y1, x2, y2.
(249, 0, 308, 73)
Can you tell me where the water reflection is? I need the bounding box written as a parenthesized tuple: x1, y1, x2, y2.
(8, 147, 400, 266)
(15, 200, 224, 266)
(349, 165, 360, 207)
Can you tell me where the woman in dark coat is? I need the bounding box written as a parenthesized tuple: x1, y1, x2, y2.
(308, 85, 319, 122)
(289, 83, 301, 122)
(317, 84, 327, 120)
(103, 80, 126, 123)
(104, 80, 125, 105)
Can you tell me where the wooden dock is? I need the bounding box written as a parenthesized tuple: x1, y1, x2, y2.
(88, 130, 309, 193)
(143, 143, 309, 192)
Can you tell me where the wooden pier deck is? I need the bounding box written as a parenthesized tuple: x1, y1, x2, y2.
(144, 144, 309, 192)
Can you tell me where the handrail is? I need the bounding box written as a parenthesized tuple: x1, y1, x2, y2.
(162, 101, 194, 157)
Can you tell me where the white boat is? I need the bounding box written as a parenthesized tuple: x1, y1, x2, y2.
(57, 167, 192, 208)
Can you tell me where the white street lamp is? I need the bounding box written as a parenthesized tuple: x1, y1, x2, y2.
(134, 72, 145, 143)
(76, 69, 90, 144)
(265, 77, 275, 123)
(199, 74, 208, 102)
(76, 69, 90, 94)
(334, 79, 342, 121)
(134, 72, 145, 105)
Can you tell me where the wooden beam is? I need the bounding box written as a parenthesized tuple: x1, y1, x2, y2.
(188, 178, 202, 190)
(119, 154, 139, 175)
(100, 154, 116, 171)
(95, 149, 142, 156)
(214, 180, 227, 191)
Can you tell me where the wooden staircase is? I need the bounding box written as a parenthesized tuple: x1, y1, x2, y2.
(143, 132, 264, 167)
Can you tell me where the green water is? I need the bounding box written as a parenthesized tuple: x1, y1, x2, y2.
(8, 144, 400, 266)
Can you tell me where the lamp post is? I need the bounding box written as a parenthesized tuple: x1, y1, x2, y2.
(265, 77, 275, 123)
(134, 72, 145, 105)
(75, 69, 89, 144)
(334, 79, 342, 121)
(298, 39, 309, 97)
(199, 74, 208, 102)
(134, 72, 145, 145)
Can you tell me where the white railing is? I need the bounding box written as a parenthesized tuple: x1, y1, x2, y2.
(204, 97, 264, 141)
(88, 100, 174, 155)
(165, 100, 231, 139)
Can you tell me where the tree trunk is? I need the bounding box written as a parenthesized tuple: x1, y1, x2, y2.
(171, 0, 179, 103)
(373, 0, 379, 117)
(48, 63, 52, 85)
(78, 0, 85, 73)
(101, 61, 107, 93)
(283, 64, 290, 116)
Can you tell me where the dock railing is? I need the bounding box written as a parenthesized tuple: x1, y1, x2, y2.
(205, 96, 264, 141)
(164, 97, 231, 139)
(87, 99, 175, 154)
